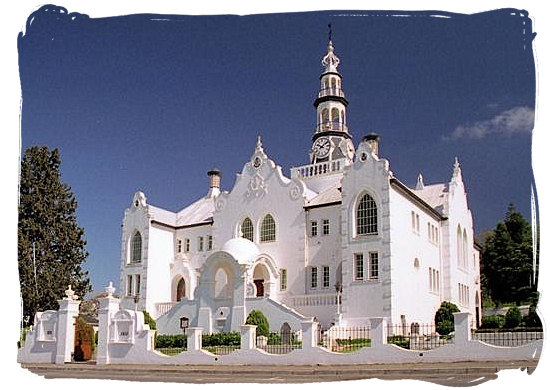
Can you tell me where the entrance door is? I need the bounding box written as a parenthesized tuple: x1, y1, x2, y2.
(253, 279, 264, 297)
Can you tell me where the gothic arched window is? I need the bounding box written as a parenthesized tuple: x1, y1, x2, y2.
(130, 231, 142, 263)
(356, 194, 378, 235)
(260, 214, 276, 243)
(241, 217, 254, 242)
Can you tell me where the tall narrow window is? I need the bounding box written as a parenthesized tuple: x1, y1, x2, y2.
(354, 253, 364, 281)
(184, 238, 190, 253)
(260, 214, 276, 243)
(177, 239, 182, 253)
(311, 267, 318, 288)
(135, 274, 141, 296)
(241, 217, 254, 242)
(322, 219, 330, 235)
(310, 220, 318, 237)
(357, 194, 378, 235)
(127, 275, 133, 296)
(198, 236, 204, 252)
(280, 269, 287, 291)
(368, 252, 379, 280)
(130, 231, 142, 263)
(323, 266, 330, 288)
(207, 235, 213, 251)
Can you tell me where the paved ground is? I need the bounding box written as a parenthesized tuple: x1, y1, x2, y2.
(21, 360, 539, 386)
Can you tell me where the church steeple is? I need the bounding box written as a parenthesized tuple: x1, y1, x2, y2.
(310, 26, 354, 164)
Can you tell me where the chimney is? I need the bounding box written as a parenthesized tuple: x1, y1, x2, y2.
(363, 133, 380, 156)
(207, 169, 221, 197)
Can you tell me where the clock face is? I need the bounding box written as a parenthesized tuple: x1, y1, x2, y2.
(313, 137, 331, 158)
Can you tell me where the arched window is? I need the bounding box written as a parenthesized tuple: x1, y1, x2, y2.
(321, 108, 329, 124)
(331, 107, 340, 124)
(176, 277, 186, 301)
(130, 231, 142, 263)
(457, 225, 468, 269)
(356, 194, 378, 235)
(260, 214, 276, 243)
(330, 77, 336, 89)
(462, 228, 468, 268)
(241, 217, 254, 242)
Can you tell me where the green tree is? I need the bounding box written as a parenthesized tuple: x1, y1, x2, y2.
(434, 301, 459, 336)
(481, 205, 536, 305)
(245, 310, 270, 337)
(18, 146, 91, 322)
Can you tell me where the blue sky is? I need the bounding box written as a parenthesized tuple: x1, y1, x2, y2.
(17, 6, 537, 294)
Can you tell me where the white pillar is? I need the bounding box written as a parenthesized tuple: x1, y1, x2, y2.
(54, 287, 80, 364)
(453, 312, 472, 345)
(96, 282, 120, 365)
(370, 317, 388, 347)
(301, 319, 318, 349)
(240, 324, 256, 350)
(187, 327, 203, 351)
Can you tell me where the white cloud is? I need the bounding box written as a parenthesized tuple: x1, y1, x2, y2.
(448, 106, 535, 140)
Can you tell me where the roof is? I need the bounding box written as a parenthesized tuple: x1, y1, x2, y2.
(412, 183, 448, 214)
(148, 196, 215, 229)
(176, 196, 215, 226)
(304, 183, 342, 209)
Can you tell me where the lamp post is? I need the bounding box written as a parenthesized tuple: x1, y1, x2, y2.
(334, 281, 342, 325)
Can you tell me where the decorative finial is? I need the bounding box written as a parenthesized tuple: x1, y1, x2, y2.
(416, 173, 425, 190)
(65, 284, 78, 300)
(256, 135, 263, 149)
(105, 281, 116, 297)
(451, 157, 463, 184)
(328, 23, 332, 42)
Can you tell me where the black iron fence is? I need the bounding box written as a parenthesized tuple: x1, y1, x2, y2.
(318, 326, 371, 353)
(472, 328, 543, 347)
(387, 323, 453, 350)
(256, 331, 302, 354)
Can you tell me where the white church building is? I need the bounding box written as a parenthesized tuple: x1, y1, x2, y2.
(118, 38, 481, 335)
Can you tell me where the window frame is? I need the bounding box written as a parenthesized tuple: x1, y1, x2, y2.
(356, 193, 378, 236)
(130, 231, 142, 264)
(260, 214, 276, 243)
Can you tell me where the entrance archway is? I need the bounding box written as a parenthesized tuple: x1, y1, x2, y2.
(252, 263, 270, 297)
(176, 277, 186, 301)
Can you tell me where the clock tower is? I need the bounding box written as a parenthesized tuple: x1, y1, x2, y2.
(310, 30, 354, 164)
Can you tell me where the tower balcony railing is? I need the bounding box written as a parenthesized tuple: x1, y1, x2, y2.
(291, 158, 348, 179)
(317, 87, 345, 99)
(315, 121, 348, 133)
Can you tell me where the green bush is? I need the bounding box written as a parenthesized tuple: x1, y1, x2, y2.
(435, 301, 459, 335)
(388, 335, 410, 349)
(202, 331, 241, 346)
(480, 314, 505, 329)
(245, 310, 270, 337)
(155, 334, 187, 348)
(504, 306, 522, 329)
(143, 311, 157, 330)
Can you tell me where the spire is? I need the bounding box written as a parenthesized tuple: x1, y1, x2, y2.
(322, 36, 340, 74)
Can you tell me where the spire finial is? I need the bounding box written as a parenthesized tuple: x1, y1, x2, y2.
(328, 23, 332, 42)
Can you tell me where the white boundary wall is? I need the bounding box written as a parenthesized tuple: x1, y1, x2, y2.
(18, 286, 543, 366)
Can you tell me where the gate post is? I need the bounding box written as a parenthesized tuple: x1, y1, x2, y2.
(55, 285, 81, 364)
(97, 282, 121, 365)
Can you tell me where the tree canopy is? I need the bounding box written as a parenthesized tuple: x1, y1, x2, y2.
(480, 204, 537, 305)
(18, 146, 91, 322)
